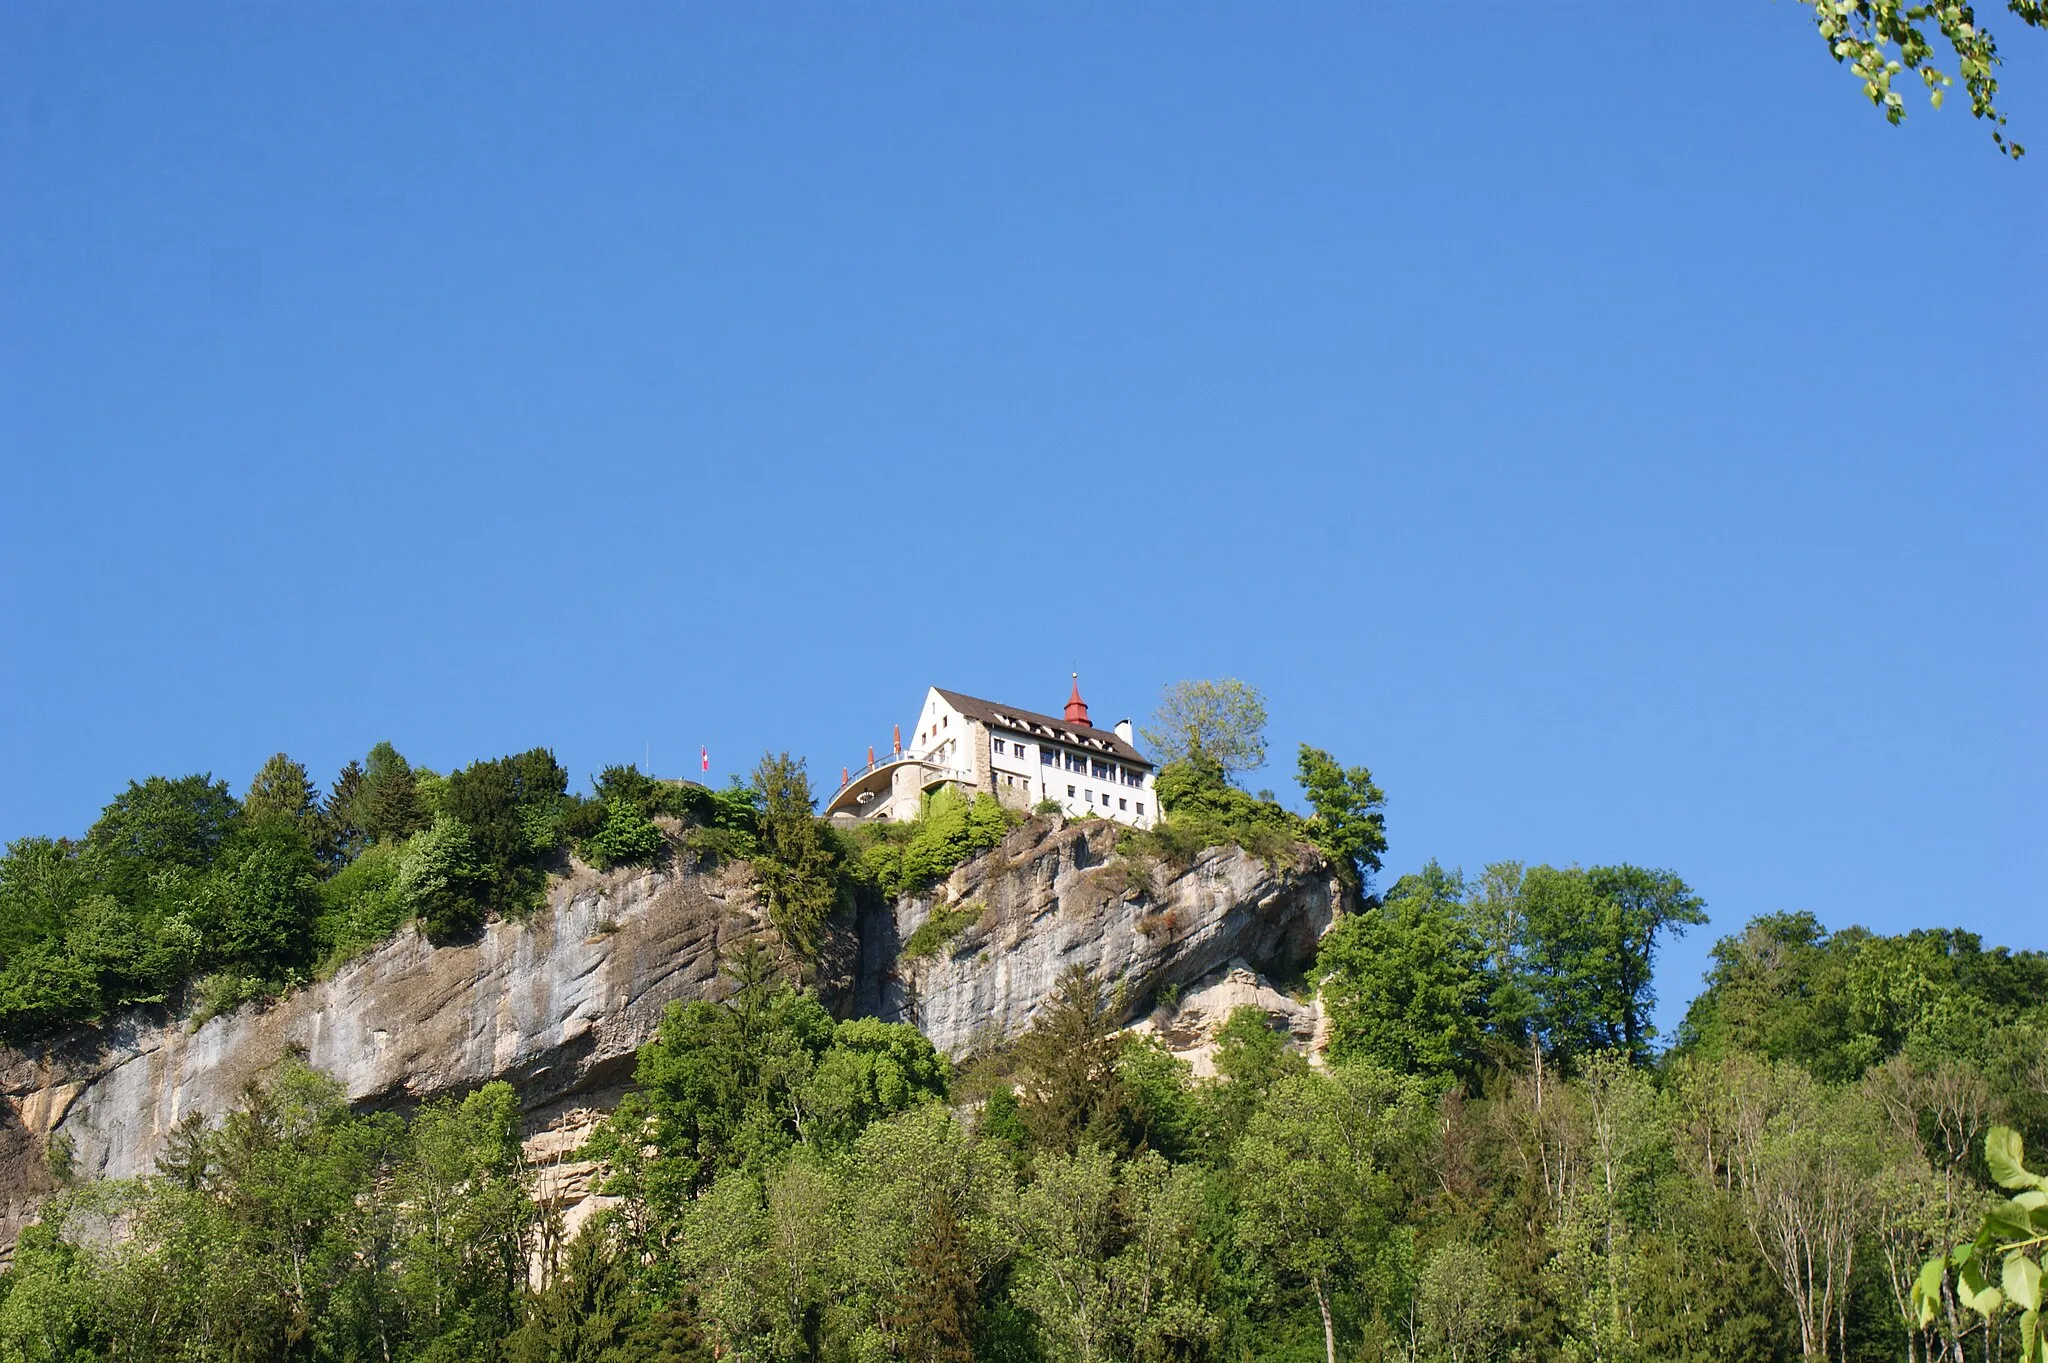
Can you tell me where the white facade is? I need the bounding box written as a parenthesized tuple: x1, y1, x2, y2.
(825, 684, 1159, 829)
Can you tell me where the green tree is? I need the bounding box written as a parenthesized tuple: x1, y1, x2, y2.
(506, 1218, 641, 1363)
(440, 747, 570, 912)
(1318, 862, 1488, 1080)
(1202, 1005, 1308, 1157)
(0, 837, 86, 960)
(1795, 0, 2046, 157)
(394, 1082, 533, 1356)
(396, 815, 492, 942)
(1141, 680, 1269, 782)
(359, 741, 431, 847)
(1012, 966, 1137, 1156)
(1522, 863, 1705, 1065)
(1231, 1065, 1434, 1363)
(588, 946, 839, 1242)
(1293, 746, 1387, 892)
(749, 753, 840, 965)
(1006, 1142, 1123, 1363)
(84, 774, 239, 879)
(838, 1105, 1014, 1363)
(242, 752, 319, 829)
(579, 798, 667, 872)
(1416, 1241, 1509, 1363)
(1467, 860, 1541, 1064)
(210, 815, 322, 975)
(1675, 1052, 1892, 1362)
(1915, 1125, 2048, 1363)
(318, 758, 370, 866)
(797, 1016, 951, 1151)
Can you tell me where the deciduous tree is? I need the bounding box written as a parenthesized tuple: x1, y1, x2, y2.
(1142, 680, 1269, 783)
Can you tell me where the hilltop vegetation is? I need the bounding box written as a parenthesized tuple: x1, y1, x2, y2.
(0, 683, 2041, 1362)
(2, 895, 2039, 1363)
(0, 743, 780, 1044)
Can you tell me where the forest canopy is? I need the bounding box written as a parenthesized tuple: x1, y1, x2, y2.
(0, 711, 2040, 1362)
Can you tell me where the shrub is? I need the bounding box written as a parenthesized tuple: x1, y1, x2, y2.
(579, 798, 667, 871)
(902, 903, 982, 961)
(672, 779, 760, 861)
(900, 789, 1019, 890)
(190, 970, 270, 1026)
(313, 840, 409, 967)
(396, 816, 492, 943)
(1129, 756, 1308, 867)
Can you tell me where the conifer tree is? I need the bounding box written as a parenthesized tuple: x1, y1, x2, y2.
(242, 753, 318, 827)
(748, 753, 839, 966)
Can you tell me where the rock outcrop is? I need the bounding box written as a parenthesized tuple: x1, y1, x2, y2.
(855, 818, 1338, 1058)
(0, 857, 762, 1255)
(0, 816, 1339, 1255)
(1125, 958, 1328, 1078)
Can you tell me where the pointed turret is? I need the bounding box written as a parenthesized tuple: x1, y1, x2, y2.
(1064, 673, 1091, 726)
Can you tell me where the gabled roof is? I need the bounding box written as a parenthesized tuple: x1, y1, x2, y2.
(932, 688, 1153, 768)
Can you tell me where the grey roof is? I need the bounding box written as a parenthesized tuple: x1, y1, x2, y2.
(933, 688, 1154, 768)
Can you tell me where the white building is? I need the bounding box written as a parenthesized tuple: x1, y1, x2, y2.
(822, 679, 1159, 829)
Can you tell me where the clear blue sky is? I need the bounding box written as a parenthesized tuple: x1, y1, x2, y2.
(4, 4, 2042, 1039)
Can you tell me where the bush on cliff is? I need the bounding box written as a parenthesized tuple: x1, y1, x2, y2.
(1127, 752, 1306, 865)
(396, 815, 493, 943)
(0, 747, 777, 1044)
(847, 787, 1020, 900)
(578, 798, 668, 872)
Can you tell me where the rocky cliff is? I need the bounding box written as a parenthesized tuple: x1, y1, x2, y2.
(0, 816, 1337, 1254)
(856, 818, 1338, 1057)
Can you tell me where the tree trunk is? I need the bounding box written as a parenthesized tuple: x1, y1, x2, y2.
(1316, 1273, 1337, 1363)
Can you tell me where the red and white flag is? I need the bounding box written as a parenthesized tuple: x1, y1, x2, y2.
(700, 746, 710, 773)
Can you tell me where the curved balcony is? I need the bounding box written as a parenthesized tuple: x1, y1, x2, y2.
(821, 752, 976, 818)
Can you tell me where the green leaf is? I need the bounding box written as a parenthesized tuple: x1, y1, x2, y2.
(2010, 1254, 2044, 1315)
(1960, 1256, 2006, 1315)
(1916, 1256, 1949, 1327)
(1991, 1201, 2038, 1242)
(2023, 1307, 2041, 1363)
(1990, 1127, 2039, 1190)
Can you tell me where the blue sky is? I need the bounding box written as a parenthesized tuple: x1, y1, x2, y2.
(3, 3, 2042, 1038)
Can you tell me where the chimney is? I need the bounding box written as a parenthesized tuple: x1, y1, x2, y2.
(1064, 673, 1090, 726)
(1114, 718, 1134, 745)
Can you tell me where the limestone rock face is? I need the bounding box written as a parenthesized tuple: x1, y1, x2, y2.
(1125, 958, 1327, 1078)
(0, 858, 762, 1254)
(855, 819, 1339, 1059)
(0, 817, 1339, 1255)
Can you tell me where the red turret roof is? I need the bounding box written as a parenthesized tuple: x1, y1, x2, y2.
(1064, 674, 1090, 726)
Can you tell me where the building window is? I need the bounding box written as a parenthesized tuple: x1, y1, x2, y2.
(1066, 753, 1085, 772)
(1091, 760, 1111, 780)
(1067, 785, 1076, 798)
(992, 738, 1005, 755)
(1136, 802, 1145, 816)
(1119, 797, 1128, 811)
(1041, 749, 1056, 766)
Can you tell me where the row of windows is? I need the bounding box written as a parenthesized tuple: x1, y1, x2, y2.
(1030, 744, 1143, 786)
(991, 733, 1145, 789)
(1066, 784, 1143, 816)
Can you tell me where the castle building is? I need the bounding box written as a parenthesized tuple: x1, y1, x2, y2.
(823, 678, 1159, 829)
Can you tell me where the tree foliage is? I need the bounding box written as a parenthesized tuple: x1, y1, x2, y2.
(1140, 680, 1269, 781)
(1294, 745, 1387, 891)
(749, 753, 841, 965)
(1317, 861, 1488, 1079)
(1797, 0, 2046, 157)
